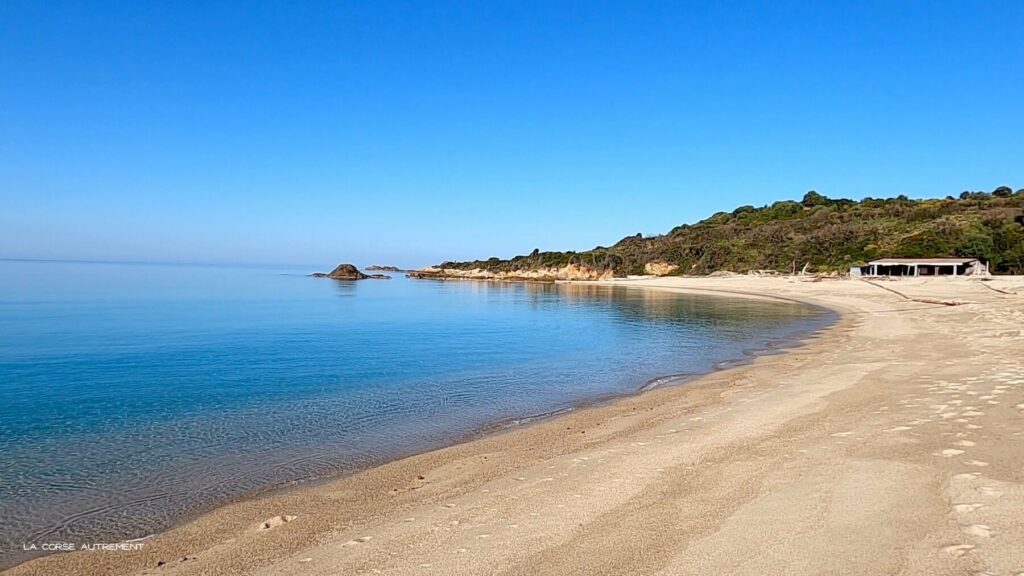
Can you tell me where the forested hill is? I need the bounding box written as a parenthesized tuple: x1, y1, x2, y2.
(439, 187, 1024, 276)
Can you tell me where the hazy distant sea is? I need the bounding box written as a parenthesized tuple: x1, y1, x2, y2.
(0, 259, 832, 567)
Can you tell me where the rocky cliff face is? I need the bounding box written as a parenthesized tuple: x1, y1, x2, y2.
(407, 264, 614, 282)
(310, 264, 391, 280)
(643, 261, 679, 276)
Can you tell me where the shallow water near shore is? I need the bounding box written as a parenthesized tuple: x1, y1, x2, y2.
(0, 260, 833, 568)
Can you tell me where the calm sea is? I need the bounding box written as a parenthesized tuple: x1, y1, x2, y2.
(0, 260, 832, 567)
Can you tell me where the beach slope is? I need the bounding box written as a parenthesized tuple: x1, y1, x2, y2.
(7, 276, 1024, 576)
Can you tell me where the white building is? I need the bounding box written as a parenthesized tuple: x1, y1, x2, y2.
(850, 258, 987, 277)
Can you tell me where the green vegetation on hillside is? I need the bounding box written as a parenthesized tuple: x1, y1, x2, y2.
(440, 187, 1024, 276)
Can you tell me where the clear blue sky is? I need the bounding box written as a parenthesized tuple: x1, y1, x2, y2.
(2, 1, 1022, 268)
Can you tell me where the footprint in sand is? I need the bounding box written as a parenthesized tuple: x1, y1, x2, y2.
(963, 460, 989, 467)
(979, 487, 1003, 498)
(258, 515, 297, 531)
(962, 524, 995, 538)
(962, 411, 986, 417)
(341, 536, 373, 547)
(953, 503, 985, 513)
(885, 426, 913, 432)
(940, 449, 966, 457)
(943, 544, 975, 557)
(954, 440, 976, 447)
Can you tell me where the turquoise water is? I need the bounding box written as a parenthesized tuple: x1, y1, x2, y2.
(0, 260, 831, 567)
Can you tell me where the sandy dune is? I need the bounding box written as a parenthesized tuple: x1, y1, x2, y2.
(6, 275, 1024, 576)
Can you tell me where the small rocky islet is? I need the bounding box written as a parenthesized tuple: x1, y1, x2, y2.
(310, 264, 391, 280)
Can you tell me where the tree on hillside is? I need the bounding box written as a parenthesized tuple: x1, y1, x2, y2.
(801, 191, 828, 206)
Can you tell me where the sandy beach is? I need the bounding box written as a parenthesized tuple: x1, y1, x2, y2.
(7, 275, 1024, 576)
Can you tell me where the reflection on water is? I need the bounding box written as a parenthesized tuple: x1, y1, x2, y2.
(329, 278, 359, 296)
(0, 261, 831, 568)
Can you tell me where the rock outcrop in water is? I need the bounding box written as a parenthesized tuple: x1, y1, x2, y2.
(311, 264, 391, 280)
(366, 265, 401, 271)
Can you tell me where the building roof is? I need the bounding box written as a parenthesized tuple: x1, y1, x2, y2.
(868, 258, 977, 265)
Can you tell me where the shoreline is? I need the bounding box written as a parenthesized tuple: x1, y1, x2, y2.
(6, 275, 1024, 575)
(1, 281, 833, 573)
(469, 303, 833, 440)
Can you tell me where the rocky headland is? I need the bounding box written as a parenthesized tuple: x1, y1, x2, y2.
(407, 264, 615, 282)
(409, 189, 1024, 279)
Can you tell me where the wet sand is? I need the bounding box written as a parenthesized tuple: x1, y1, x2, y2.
(6, 275, 1024, 576)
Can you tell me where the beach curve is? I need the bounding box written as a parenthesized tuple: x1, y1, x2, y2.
(6, 275, 1024, 576)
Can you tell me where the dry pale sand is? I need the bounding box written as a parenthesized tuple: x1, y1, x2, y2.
(7, 275, 1024, 576)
